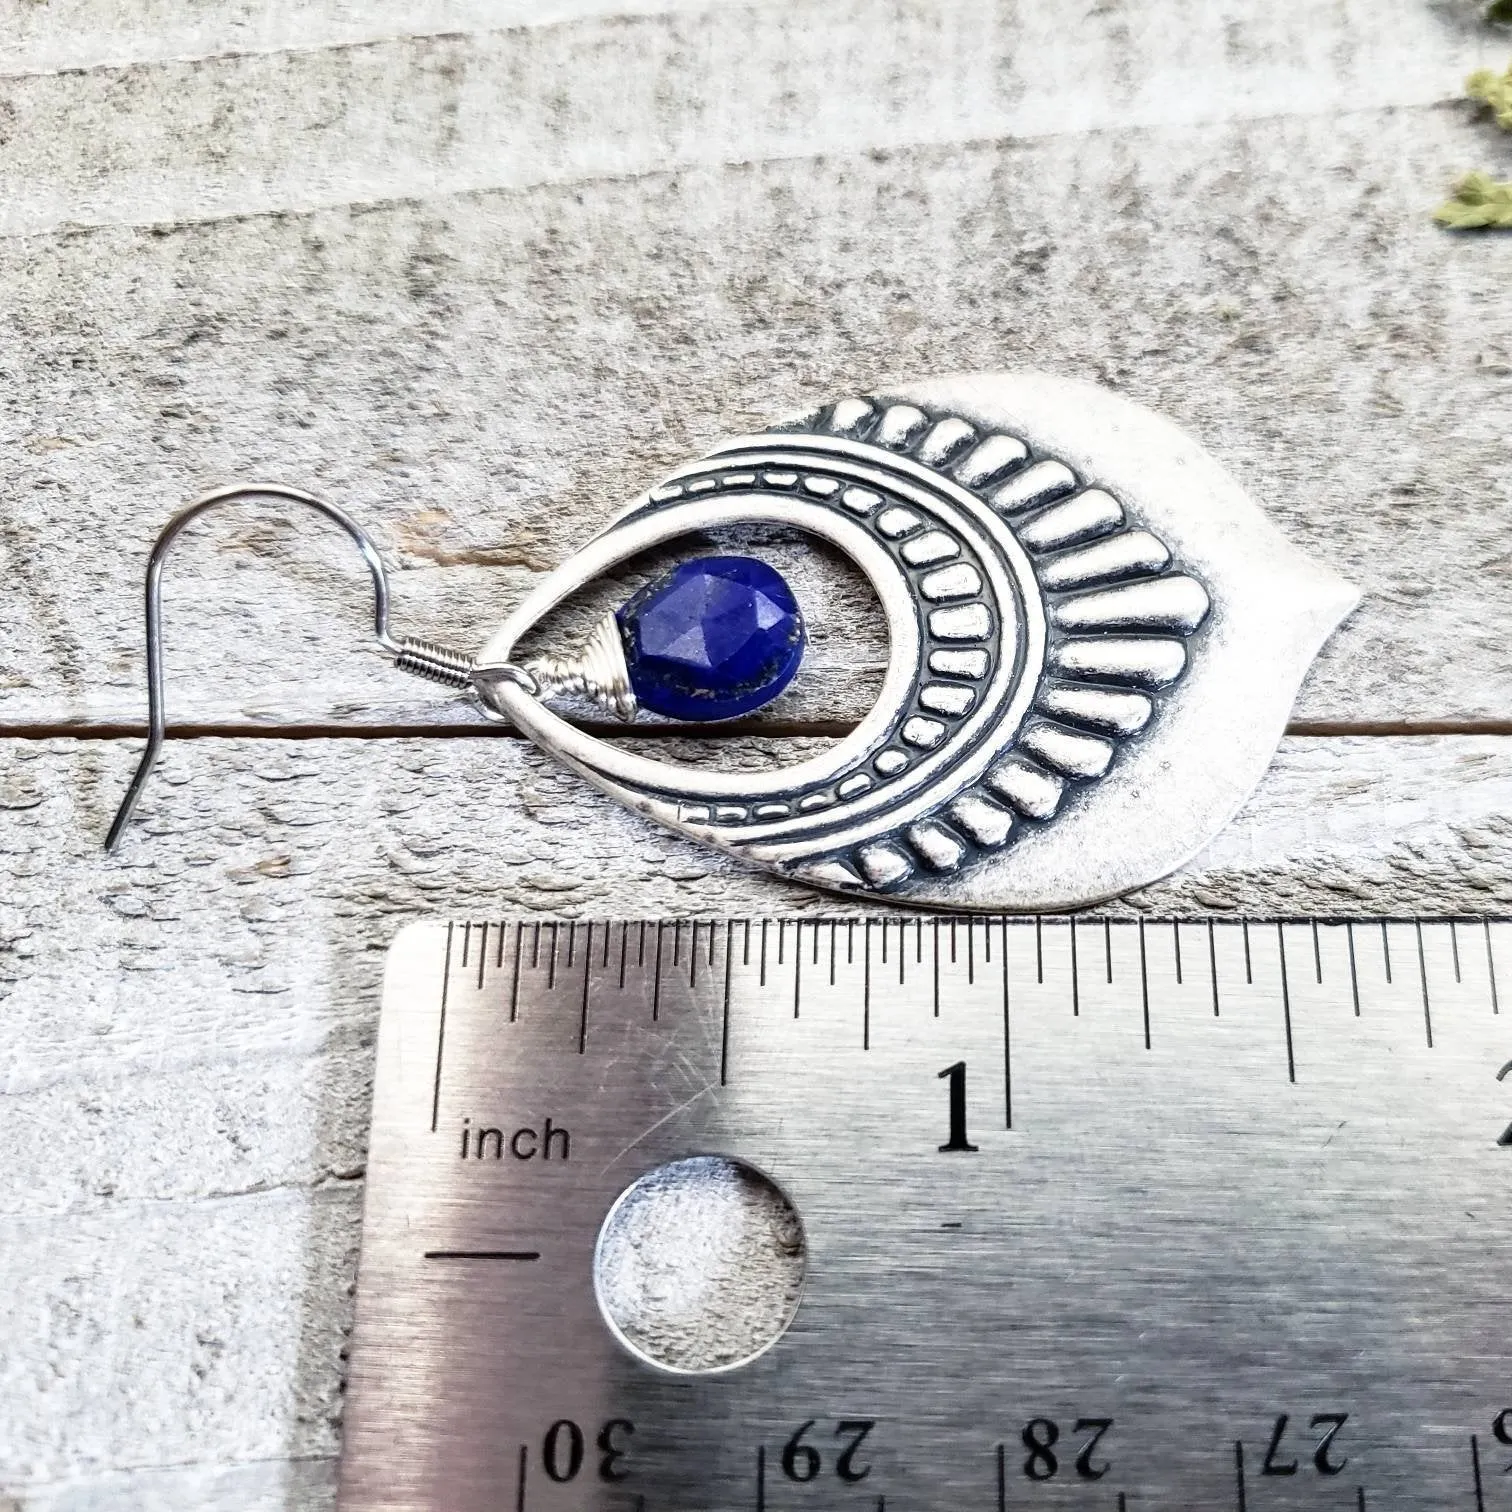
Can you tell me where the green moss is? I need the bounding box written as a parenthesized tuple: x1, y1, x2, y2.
(1467, 60, 1512, 128)
(1435, 171, 1512, 228)
(1489, 0, 1512, 25)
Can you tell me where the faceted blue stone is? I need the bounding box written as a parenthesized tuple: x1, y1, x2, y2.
(617, 556, 806, 721)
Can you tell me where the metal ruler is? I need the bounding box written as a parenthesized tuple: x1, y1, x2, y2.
(338, 917, 1512, 1511)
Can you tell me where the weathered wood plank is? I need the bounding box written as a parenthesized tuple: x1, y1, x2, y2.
(3, 731, 1512, 1501)
(12, 1458, 336, 1512)
(0, 1, 1487, 236)
(3, 105, 1509, 732)
(0, 0, 731, 77)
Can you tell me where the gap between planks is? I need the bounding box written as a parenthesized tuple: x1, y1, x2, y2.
(6, 719, 1512, 743)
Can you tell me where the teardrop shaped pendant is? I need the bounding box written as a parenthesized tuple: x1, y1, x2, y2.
(468, 372, 1359, 911)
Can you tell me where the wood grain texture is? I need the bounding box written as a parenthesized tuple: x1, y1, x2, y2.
(0, 0, 736, 76)
(0, 1, 1487, 235)
(3, 0, 1511, 1505)
(3, 104, 1510, 730)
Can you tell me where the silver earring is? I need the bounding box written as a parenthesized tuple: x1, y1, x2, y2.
(107, 372, 1357, 913)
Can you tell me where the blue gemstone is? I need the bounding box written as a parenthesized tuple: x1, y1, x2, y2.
(617, 556, 806, 721)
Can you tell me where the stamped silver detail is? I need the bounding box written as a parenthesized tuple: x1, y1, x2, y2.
(919, 683, 977, 716)
(472, 373, 1358, 910)
(900, 531, 960, 567)
(929, 648, 990, 679)
(876, 506, 923, 539)
(901, 716, 948, 749)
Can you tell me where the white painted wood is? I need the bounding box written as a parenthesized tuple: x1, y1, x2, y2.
(3, 106, 1510, 731)
(0, 0, 737, 76)
(0, 1, 1487, 236)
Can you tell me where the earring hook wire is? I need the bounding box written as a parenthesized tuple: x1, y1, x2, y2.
(104, 483, 479, 854)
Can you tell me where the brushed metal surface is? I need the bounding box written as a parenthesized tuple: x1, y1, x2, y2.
(339, 918, 1512, 1511)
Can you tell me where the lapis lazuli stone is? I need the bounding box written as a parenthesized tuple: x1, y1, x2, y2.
(617, 556, 806, 721)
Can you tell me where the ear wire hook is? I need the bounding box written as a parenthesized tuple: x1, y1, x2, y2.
(104, 483, 489, 854)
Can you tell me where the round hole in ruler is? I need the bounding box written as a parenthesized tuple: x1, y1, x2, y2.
(593, 1155, 806, 1374)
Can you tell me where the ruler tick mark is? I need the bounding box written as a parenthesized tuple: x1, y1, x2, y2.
(719, 920, 733, 1087)
(516, 1442, 527, 1512)
(1278, 922, 1297, 1083)
(1380, 919, 1392, 983)
(760, 919, 769, 985)
(1347, 922, 1361, 1015)
(1312, 917, 1322, 983)
(933, 918, 941, 1017)
(1355, 1488, 1367, 1512)
(863, 919, 872, 1049)
(776, 918, 785, 967)
(1208, 919, 1221, 1017)
(509, 922, 523, 1023)
(1036, 914, 1044, 983)
(829, 919, 837, 986)
(689, 920, 699, 989)
(1416, 920, 1433, 1048)
(1450, 918, 1462, 982)
(1486, 920, 1500, 1014)
(547, 922, 559, 989)
(425, 1249, 540, 1261)
(1002, 922, 1013, 1131)
(566, 919, 577, 970)
(652, 921, 664, 1022)
(1173, 918, 1183, 984)
(996, 1442, 1007, 1512)
(793, 923, 802, 1020)
(1139, 918, 1151, 1050)
(578, 923, 592, 1053)
(1234, 1440, 1248, 1512)
(1105, 917, 1113, 983)
(967, 917, 975, 984)
(476, 922, 488, 990)
(1242, 920, 1253, 984)
(1471, 1433, 1485, 1512)
(1070, 917, 1080, 1016)
(430, 922, 454, 1133)
(618, 921, 628, 990)
(756, 1444, 767, 1512)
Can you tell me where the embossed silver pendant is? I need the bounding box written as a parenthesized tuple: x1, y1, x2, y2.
(472, 373, 1359, 911)
(106, 371, 1357, 910)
